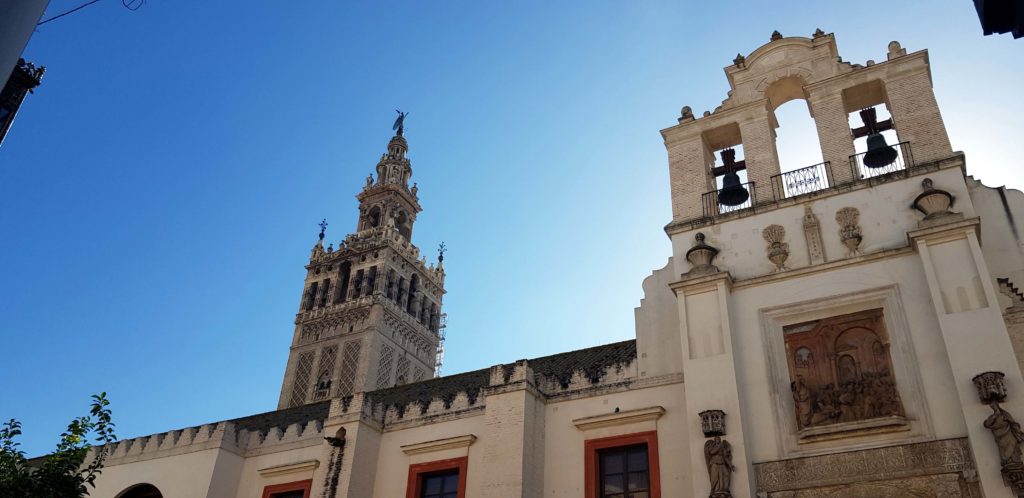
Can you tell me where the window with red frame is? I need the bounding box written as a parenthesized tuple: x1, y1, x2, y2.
(598, 444, 651, 498)
(406, 457, 468, 498)
(261, 479, 311, 498)
(584, 431, 661, 498)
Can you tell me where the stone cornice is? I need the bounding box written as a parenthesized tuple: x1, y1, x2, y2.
(257, 459, 320, 478)
(400, 435, 477, 455)
(572, 406, 666, 431)
(907, 216, 981, 248)
(664, 152, 965, 236)
(730, 245, 916, 291)
(669, 270, 733, 296)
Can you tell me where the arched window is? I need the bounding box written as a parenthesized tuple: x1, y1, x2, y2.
(407, 275, 419, 313)
(386, 269, 396, 299)
(396, 210, 411, 239)
(765, 75, 828, 199)
(367, 206, 382, 228)
(336, 261, 352, 303)
(116, 484, 163, 498)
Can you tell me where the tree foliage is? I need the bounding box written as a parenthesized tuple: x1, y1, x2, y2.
(0, 393, 116, 498)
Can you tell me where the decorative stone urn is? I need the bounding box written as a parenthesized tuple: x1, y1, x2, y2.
(685, 232, 720, 274)
(912, 178, 955, 219)
(762, 224, 789, 271)
(835, 207, 862, 256)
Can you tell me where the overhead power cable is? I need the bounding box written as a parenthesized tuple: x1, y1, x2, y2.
(37, 0, 144, 26)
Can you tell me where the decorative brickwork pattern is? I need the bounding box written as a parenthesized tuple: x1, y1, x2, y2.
(395, 355, 410, 385)
(288, 351, 315, 408)
(376, 344, 395, 389)
(337, 340, 362, 397)
(413, 367, 426, 382)
(317, 345, 338, 380)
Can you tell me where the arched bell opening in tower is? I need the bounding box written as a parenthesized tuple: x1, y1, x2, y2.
(854, 107, 898, 168)
(716, 148, 750, 207)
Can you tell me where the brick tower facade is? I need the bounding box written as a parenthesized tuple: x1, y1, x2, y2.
(277, 124, 445, 409)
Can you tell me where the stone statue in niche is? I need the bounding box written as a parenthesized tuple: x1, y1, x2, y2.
(762, 224, 789, 271)
(784, 308, 904, 430)
(985, 402, 1024, 465)
(835, 207, 863, 256)
(704, 436, 733, 497)
(973, 371, 1024, 495)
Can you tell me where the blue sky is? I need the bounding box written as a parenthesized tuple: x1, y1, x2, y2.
(3, 1, 1021, 456)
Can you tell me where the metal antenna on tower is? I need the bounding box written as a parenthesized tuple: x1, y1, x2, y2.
(434, 313, 448, 378)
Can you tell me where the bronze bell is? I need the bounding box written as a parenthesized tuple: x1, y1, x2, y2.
(856, 108, 898, 169)
(717, 148, 749, 207)
(718, 170, 749, 206)
(863, 132, 898, 168)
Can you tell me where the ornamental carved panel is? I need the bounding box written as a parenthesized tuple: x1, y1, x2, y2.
(785, 308, 904, 430)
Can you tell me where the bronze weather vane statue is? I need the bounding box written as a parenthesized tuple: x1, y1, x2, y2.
(393, 110, 409, 136)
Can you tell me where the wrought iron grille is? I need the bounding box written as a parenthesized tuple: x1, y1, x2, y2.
(702, 181, 756, 218)
(771, 161, 832, 200)
(849, 141, 914, 180)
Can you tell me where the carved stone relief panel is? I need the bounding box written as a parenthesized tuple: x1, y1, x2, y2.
(802, 206, 826, 265)
(755, 438, 978, 497)
(784, 308, 904, 431)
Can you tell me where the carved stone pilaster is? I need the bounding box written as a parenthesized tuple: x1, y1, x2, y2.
(802, 206, 826, 265)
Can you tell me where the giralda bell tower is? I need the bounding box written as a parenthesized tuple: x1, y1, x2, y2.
(277, 114, 446, 409)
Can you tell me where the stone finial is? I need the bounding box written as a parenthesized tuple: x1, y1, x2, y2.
(699, 409, 727, 437)
(912, 177, 955, 220)
(685, 232, 719, 274)
(974, 371, 1008, 403)
(678, 106, 694, 123)
(887, 41, 906, 60)
(835, 207, 862, 256)
(771, 30, 783, 41)
(762, 224, 789, 271)
(733, 53, 746, 68)
(813, 28, 825, 38)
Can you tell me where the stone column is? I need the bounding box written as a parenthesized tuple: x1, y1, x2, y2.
(910, 218, 1024, 498)
(807, 91, 856, 186)
(737, 105, 781, 205)
(670, 269, 754, 498)
(477, 361, 545, 498)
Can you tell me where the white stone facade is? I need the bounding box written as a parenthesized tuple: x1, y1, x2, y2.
(91, 31, 1024, 498)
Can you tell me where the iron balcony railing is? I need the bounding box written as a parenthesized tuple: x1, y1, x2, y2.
(849, 141, 915, 180)
(702, 181, 756, 218)
(770, 161, 832, 200)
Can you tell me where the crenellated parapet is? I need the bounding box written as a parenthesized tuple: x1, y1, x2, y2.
(327, 340, 641, 429)
(100, 407, 328, 466)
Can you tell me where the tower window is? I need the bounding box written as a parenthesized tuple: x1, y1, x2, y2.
(407, 274, 419, 313)
(351, 270, 364, 300)
(318, 279, 331, 308)
(368, 206, 382, 228)
(366, 266, 378, 296)
(303, 282, 318, 311)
